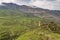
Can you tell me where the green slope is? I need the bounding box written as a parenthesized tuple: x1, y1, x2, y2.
(16, 28, 60, 40)
(0, 9, 60, 40)
(0, 9, 41, 40)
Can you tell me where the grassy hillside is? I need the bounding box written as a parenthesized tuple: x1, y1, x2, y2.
(0, 9, 40, 40)
(0, 9, 60, 40)
(16, 29, 60, 40)
(16, 20, 60, 40)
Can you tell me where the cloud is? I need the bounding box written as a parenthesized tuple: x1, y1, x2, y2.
(15, 0, 30, 5)
(0, 0, 15, 3)
(8, 0, 60, 10)
(30, 0, 60, 10)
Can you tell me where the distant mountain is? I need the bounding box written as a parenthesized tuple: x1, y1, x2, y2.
(0, 2, 60, 22)
(1, 3, 60, 16)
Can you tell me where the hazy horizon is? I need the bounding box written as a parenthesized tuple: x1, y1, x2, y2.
(0, 0, 60, 10)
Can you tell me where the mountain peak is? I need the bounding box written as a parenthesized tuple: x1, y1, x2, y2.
(2, 2, 19, 6)
(2, 2, 15, 4)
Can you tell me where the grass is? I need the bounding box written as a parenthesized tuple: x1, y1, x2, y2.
(16, 28, 60, 40)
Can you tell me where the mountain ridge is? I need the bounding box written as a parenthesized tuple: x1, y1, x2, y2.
(0, 2, 60, 22)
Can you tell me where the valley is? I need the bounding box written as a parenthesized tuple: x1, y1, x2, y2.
(0, 3, 60, 40)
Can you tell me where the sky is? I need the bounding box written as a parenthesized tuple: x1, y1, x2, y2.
(0, 0, 60, 10)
